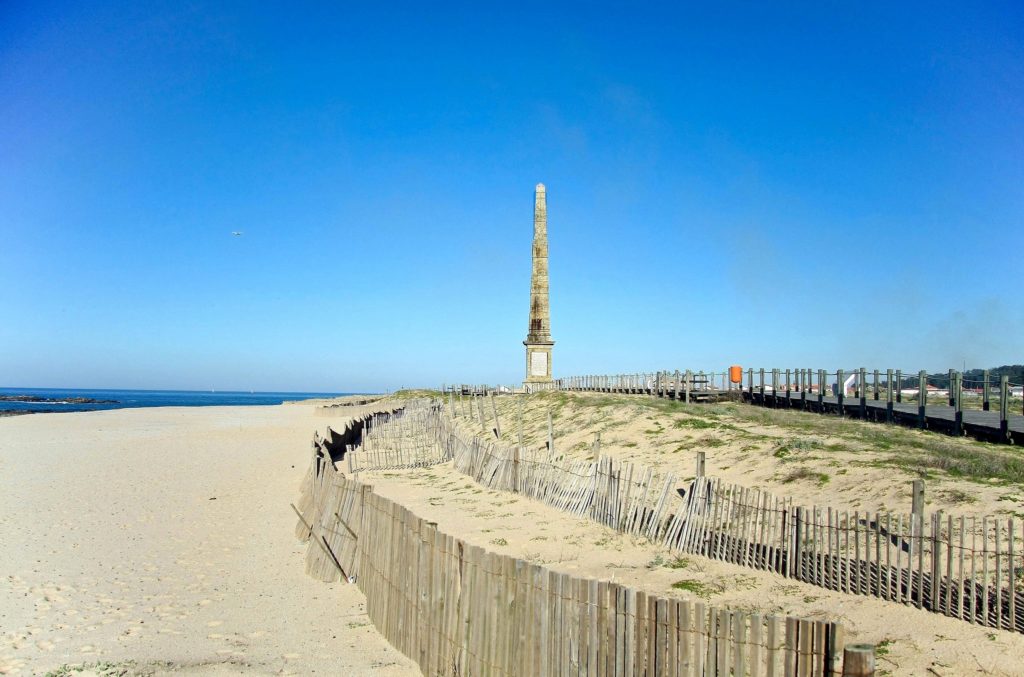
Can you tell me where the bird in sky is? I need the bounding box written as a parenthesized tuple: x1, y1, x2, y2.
(231, 231, 243, 236)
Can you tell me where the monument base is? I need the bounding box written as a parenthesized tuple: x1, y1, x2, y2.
(524, 341, 554, 388)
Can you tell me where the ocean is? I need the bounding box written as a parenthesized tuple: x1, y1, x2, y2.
(0, 387, 357, 415)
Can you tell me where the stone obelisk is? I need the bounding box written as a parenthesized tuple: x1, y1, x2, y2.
(524, 183, 554, 387)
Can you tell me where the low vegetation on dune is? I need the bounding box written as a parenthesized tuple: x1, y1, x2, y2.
(449, 389, 1024, 519)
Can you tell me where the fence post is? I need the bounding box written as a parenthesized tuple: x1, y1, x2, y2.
(953, 371, 962, 437)
(547, 409, 555, 455)
(785, 368, 791, 406)
(517, 397, 524, 448)
(685, 370, 692, 404)
(983, 370, 990, 411)
(930, 511, 942, 610)
(948, 368, 956, 407)
(826, 622, 846, 677)
(911, 480, 925, 534)
(837, 369, 845, 416)
(792, 507, 803, 579)
(841, 644, 876, 676)
(818, 370, 825, 411)
(1000, 375, 1010, 441)
(449, 389, 455, 418)
(696, 452, 705, 478)
(918, 370, 927, 429)
(512, 445, 520, 492)
(859, 367, 867, 419)
(592, 432, 601, 461)
(873, 369, 880, 401)
(885, 369, 894, 423)
(759, 368, 765, 405)
(490, 392, 502, 439)
(478, 395, 488, 433)
(896, 370, 902, 403)
(674, 370, 681, 401)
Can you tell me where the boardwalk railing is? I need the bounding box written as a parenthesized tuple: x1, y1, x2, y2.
(432, 407, 1024, 635)
(556, 368, 1024, 444)
(293, 411, 865, 676)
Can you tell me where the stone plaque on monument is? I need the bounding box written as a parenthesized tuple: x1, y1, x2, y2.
(530, 351, 547, 377)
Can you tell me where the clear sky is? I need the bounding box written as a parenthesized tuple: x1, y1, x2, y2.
(2, 2, 1022, 392)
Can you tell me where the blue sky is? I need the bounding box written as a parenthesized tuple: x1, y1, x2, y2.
(2, 2, 1022, 392)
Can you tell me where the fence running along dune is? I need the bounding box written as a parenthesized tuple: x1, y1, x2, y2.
(436, 406, 1024, 634)
(339, 399, 1024, 636)
(294, 408, 865, 676)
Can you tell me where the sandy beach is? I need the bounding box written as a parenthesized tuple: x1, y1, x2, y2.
(0, 404, 417, 676)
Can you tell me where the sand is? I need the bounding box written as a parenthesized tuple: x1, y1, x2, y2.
(0, 404, 417, 676)
(6, 392, 1022, 676)
(362, 462, 1024, 676)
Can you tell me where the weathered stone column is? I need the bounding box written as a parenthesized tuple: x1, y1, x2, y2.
(524, 183, 554, 386)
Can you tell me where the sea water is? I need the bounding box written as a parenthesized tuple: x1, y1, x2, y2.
(0, 387, 357, 414)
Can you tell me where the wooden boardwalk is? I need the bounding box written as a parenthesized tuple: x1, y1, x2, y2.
(558, 370, 1023, 444)
(744, 389, 1024, 442)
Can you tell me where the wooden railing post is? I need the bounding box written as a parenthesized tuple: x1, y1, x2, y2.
(885, 369, 894, 423)
(1000, 375, 1010, 441)
(837, 369, 845, 416)
(818, 370, 825, 410)
(983, 369, 990, 411)
(948, 368, 956, 407)
(953, 371, 963, 436)
(873, 369, 880, 401)
(859, 367, 868, 418)
(798, 366, 806, 409)
(895, 369, 902, 403)
(696, 451, 705, 478)
(918, 370, 928, 429)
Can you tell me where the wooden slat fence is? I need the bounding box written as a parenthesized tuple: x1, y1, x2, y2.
(294, 420, 851, 675)
(432, 408, 1024, 634)
(349, 404, 452, 471)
